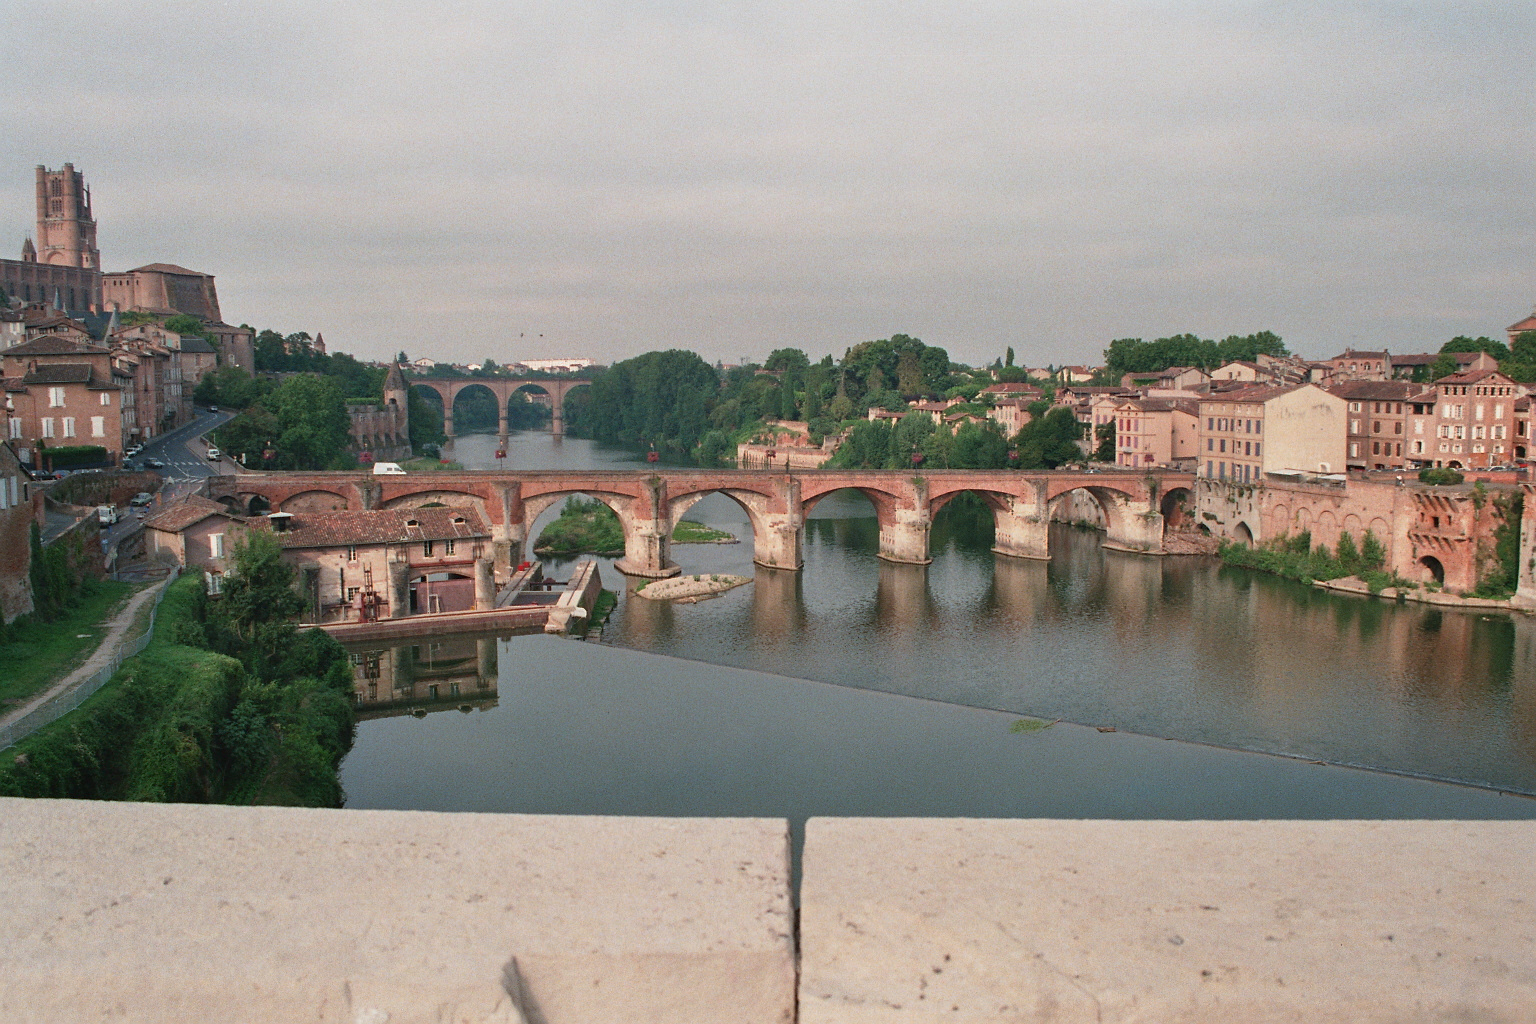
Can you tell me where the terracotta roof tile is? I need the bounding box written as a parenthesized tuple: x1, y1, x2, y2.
(142, 494, 243, 533)
(250, 508, 489, 548)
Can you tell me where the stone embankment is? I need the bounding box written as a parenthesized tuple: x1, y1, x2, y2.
(1316, 574, 1529, 613)
(635, 573, 751, 601)
(3, 800, 1532, 1022)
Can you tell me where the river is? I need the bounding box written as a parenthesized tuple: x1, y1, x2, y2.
(338, 429, 1536, 821)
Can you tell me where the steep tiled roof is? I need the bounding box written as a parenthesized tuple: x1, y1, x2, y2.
(143, 494, 243, 533)
(21, 364, 94, 385)
(1389, 353, 1438, 366)
(1324, 380, 1431, 401)
(5, 335, 103, 356)
(250, 508, 489, 548)
(1200, 384, 1312, 405)
(177, 337, 216, 354)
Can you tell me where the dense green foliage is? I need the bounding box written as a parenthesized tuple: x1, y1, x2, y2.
(0, 535, 356, 806)
(1100, 332, 1287, 382)
(1220, 528, 1407, 593)
(214, 374, 357, 471)
(25, 522, 102, 624)
(534, 497, 627, 555)
(1472, 492, 1525, 599)
(38, 444, 109, 468)
(573, 349, 721, 455)
(1418, 467, 1464, 485)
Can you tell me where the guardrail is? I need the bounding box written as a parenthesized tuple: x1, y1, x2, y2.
(0, 570, 181, 752)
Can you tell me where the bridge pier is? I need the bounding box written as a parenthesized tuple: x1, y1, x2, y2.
(614, 517, 681, 578)
(443, 410, 455, 441)
(473, 558, 495, 610)
(494, 482, 525, 574)
(551, 402, 564, 438)
(1103, 497, 1167, 555)
(752, 477, 804, 571)
(992, 495, 1051, 561)
(878, 509, 933, 565)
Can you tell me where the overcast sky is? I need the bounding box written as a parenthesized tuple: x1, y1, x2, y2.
(4, 1, 1532, 368)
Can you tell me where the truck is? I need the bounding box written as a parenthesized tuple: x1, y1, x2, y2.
(372, 462, 407, 475)
(97, 505, 120, 526)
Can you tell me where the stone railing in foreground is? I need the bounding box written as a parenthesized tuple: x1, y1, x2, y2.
(2, 802, 1532, 1022)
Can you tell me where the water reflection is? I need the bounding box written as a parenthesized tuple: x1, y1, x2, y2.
(344, 634, 502, 719)
(367, 428, 1536, 796)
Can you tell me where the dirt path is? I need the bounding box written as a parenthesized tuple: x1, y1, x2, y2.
(0, 575, 174, 730)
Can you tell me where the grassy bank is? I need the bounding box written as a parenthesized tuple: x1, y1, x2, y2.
(672, 519, 736, 543)
(0, 579, 135, 709)
(0, 572, 356, 807)
(399, 456, 464, 471)
(535, 498, 739, 554)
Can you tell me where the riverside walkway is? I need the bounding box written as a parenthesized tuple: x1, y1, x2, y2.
(0, 572, 176, 750)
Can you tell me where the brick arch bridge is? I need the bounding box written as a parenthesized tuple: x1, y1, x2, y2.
(209, 468, 1194, 579)
(408, 377, 591, 438)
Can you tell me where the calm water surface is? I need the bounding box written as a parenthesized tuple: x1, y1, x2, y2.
(338, 430, 1536, 817)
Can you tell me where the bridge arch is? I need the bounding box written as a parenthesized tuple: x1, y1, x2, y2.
(278, 489, 350, 512)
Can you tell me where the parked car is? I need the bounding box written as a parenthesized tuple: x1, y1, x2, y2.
(125, 443, 144, 457)
(146, 457, 166, 469)
(129, 492, 154, 507)
(209, 405, 218, 413)
(206, 447, 221, 461)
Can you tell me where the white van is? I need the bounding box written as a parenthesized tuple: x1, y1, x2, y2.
(97, 505, 120, 526)
(372, 462, 407, 475)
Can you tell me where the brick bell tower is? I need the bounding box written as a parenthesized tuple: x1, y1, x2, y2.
(34, 163, 100, 270)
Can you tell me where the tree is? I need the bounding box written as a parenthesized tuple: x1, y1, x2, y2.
(1005, 346, 1015, 367)
(764, 348, 810, 372)
(214, 531, 305, 650)
(1093, 420, 1115, 462)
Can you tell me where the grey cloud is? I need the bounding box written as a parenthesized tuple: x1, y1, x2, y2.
(3, 1, 1532, 366)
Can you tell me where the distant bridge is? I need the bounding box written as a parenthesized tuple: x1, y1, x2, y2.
(407, 377, 591, 438)
(209, 468, 1196, 578)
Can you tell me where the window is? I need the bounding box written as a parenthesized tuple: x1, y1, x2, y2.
(90, 416, 104, 437)
(99, 392, 111, 406)
(1253, 443, 1260, 457)
(1350, 442, 1360, 458)
(41, 417, 55, 439)
(1350, 420, 1361, 434)
(48, 387, 65, 408)
(210, 533, 224, 558)
(445, 539, 455, 555)
(8, 420, 19, 440)
(347, 545, 358, 561)
(1349, 402, 1361, 413)
(62, 417, 75, 438)
(423, 540, 434, 557)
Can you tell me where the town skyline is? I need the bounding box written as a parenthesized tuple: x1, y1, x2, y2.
(6, 2, 1533, 369)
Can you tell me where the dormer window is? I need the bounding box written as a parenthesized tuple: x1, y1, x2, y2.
(406, 518, 419, 527)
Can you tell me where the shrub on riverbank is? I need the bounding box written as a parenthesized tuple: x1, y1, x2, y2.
(1219, 528, 1409, 592)
(0, 544, 357, 807)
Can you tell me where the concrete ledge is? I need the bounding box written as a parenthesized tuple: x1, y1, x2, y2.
(798, 818, 1536, 1022)
(0, 799, 795, 1023)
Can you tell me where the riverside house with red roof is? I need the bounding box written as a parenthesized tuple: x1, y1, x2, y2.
(144, 498, 495, 622)
(249, 507, 492, 622)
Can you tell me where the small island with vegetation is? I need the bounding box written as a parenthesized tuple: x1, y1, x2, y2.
(633, 574, 752, 602)
(534, 497, 737, 556)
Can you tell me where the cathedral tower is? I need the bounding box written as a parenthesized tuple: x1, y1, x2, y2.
(34, 164, 100, 270)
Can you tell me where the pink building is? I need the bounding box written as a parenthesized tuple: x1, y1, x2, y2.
(1113, 397, 1199, 469)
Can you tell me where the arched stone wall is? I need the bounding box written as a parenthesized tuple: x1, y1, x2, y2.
(278, 490, 350, 512)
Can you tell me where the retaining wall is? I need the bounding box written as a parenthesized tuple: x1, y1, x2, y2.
(3, 802, 1533, 1022)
